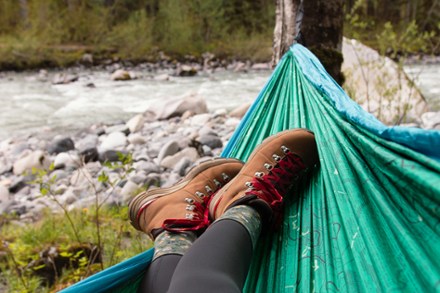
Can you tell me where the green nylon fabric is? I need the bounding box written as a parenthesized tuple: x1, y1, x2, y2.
(222, 51, 440, 292)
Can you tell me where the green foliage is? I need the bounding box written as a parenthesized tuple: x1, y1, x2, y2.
(0, 0, 275, 69)
(1, 151, 150, 291)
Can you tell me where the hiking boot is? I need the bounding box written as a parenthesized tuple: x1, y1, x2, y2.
(129, 158, 244, 239)
(209, 129, 319, 228)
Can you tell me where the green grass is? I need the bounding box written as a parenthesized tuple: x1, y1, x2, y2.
(0, 206, 152, 292)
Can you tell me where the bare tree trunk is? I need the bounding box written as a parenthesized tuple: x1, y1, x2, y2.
(272, 0, 302, 67)
(272, 0, 344, 84)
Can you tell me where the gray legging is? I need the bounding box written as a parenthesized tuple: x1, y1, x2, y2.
(138, 219, 254, 293)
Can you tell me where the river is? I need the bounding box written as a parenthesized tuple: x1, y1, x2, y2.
(0, 63, 438, 141)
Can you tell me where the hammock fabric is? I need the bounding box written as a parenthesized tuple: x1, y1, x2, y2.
(62, 44, 440, 293)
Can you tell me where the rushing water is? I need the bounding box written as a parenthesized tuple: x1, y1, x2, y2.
(0, 69, 271, 140)
(0, 63, 438, 141)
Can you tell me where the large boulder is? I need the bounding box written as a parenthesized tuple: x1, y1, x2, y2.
(342, 38, 427, 125)
(13, 151, 51, 175)
(151, 93, 209, 120)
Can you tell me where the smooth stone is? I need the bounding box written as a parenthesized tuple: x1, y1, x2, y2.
(421, 111, 440, 129)
(98, 150, 128, 163)
(225, 117, 241, 127)
(13, 150, 51, 175)
(59, 189, 78, 205)
(70, 168, 93, 187)
(129, 172, 148, 185)
(157, 140, 180, 163)
(128, 133, 146, 145)
(154, 74, 170, 81)
(177, 65, 197, 77)
(0, 185, 9, 203)
(50, 169, 70, 181)
(126, 114, 144, 133)
(121, 180, 139, 202)
(100, 132, 127, 151)
(133, 161, 160, 174)
(52, 73, 79, 84)
(79, 147, 99, 163)
(47, 137, 75, 154)
(161, 172, 181, 188)
(152, 93, 208, 120)
(111, 69, 132, 81)
(54, 152, 80, 169)
(173, 157, 192, 176)
(198, 126, 217, 137)
(160, 148, 199, 169)
(202, 145, 213, 156)
(198, 134, 223, 149)
(76, 134, 99, 152)
(189, 113, 211, 126)
(229, 102, 251, 118)
(105, 124, 129, 135)
(145, 174, 161, 188)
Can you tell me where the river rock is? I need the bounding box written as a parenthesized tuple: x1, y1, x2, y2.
(421, 111, 440, 129)
(0, 185, 10, 201)
(160, 147, 199, 169)
(154, 74, 170, 81)
(13, 150, 51, 175)
(128, 133, 146, 145)
(99, 150, 127, 162)
(105, 124, 129, 135)
(173, 157, 192, 176)
(79, 147, 99, 163)
(157, 140, 180, 163)
(126, 114, 144, 133)
(198, 134, 223, 149)
(189, 113, 211, 126)
(121, 180, 139, 202)
(152, 93, 208, 120)
(252, 63, 270, 70)
(53, 152, 80, 170)
(47, 137, 75, 155)
(76, 134, 99, 152)
(230, 102, 251, 118)
(133, 161, 160, 175)
(177, 65, 197, 77)
(342, 38, 427, 125)
(52, 73, 79, 85)
(100, 132, 127, 151)
(111, 69, 132, 81)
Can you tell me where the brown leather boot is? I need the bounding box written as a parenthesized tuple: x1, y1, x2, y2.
(129, 158, 244, 239)
(209, 129, 319, 229)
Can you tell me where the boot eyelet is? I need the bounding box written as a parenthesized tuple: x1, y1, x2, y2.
(195, 191, 205, 198)
(213, 179, 222, 188)
(281, 145, 290, 154)
(185, 213, 194, 219)
(245, 181, 253, 188)
(205, 185, 213, 194)
(255, 172, 264, 178)
(185, 198, 195, 204)
(272, 154, 281, 162)
(222, 173, 230, 181)
(264, 163, 273, 170)
(186, 205, 195, 211)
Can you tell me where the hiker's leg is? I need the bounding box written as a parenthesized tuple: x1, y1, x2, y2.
(138, 254, 181, 293)
(167, 206, 261, 293)
(138, 231, 195, 293)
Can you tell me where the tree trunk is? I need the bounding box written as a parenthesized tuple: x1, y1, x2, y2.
(272, 0, 344, 84)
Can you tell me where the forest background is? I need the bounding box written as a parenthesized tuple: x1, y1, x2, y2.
(0, 0, 439, 71)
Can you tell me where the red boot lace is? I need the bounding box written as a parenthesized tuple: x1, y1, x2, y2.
(162, 198, 212, 233)
(245, 153, 306, 226)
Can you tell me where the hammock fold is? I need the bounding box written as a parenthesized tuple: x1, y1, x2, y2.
(62, 44, 440, 293)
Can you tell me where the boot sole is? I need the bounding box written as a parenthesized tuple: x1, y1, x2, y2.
(128, 157, 243, 230)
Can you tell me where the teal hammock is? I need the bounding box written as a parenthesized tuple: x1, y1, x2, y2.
(62, 44, 440, 293)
